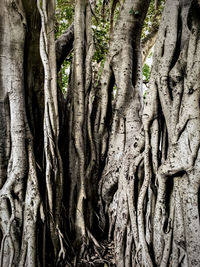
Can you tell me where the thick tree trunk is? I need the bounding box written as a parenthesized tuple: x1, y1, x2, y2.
(0, 1, 43, 266)
(97, 0, 151, 266)
(0, 0, 66, 265)
(0, 0, 200, 266)
(99, 0, 200, 266)
(143, 0, 200, 265)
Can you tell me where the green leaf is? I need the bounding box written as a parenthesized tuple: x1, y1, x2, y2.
(142, 63, 151, 82)
(129, 7, 133, 15)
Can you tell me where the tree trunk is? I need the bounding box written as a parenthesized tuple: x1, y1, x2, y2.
(97, 0, 151, 266)
(99, 0, 200, 266)
(0, 0, 200, 266)
(67, 0, 97, 258)
(143, 0, 200, 265)
(0, 0, 66, 265)
(37, 0, 65, 264)
(0, 1, 43, 266)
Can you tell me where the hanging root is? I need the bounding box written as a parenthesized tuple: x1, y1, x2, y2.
(100, 143, 148, 266)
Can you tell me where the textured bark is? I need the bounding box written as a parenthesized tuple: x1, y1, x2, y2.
(56, 24, 74, 72)
(37, 0, 64, 263)
(143, 0, 200, 265)
(97, 0, 151, 265)
(0, 1, 43, 266)
(99, 0, 200, 266)
(0, 0, 65, 265)
(67, 0, 97, 258)
(0, 0, 200, 266)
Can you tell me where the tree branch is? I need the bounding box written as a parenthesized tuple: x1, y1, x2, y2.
(141, 28, 158, 65)
(56, 24, 74, 71)
(141, 3, 163, 65)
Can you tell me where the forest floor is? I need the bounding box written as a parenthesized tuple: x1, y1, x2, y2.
(75, 241, 116, 267)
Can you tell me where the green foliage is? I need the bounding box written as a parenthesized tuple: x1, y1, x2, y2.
(92, 0, 122, 63)
(92, 22, 109, 63)
(91, 0, 122, 88)
(142, 63, 151, 82)
(55, 0, 74, 38)
(56, 0, 74, 94)
(142, 52, 152, 100)
(92, 1, 110, 63)
(129, 7, 134, 15)
(142, 0, 165, 38)
(55, 0, 165, 94)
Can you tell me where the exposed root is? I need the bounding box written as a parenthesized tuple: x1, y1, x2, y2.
(144, 1, 200, 266)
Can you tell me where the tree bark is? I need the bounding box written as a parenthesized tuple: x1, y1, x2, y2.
(143, 0, 200, 265)
(0, 0, 200, 266)
(96, 0, 151, 265)
(56, 24, 74, 72)
(0, 1, 43, 266)
(37, 0, 64, 263)
(0, 0, 65, 265)
(67, 0, 97, 259)
(141, 29, 157, 65)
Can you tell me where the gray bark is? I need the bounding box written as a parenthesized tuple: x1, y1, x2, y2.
(0, 0, 199, 266)
(97, 0, 151, 265)
(0, 0, 65, 265)
(99, 0, 200, 266)
(0, 1, 42, 266)
(67, 0, 97, 258)
(143, 0, 200, 265)
(37, 0, 64, 262)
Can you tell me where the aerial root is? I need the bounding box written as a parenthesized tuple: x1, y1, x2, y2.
(56, 226, 66, 264)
